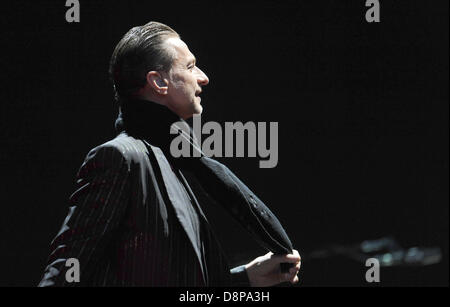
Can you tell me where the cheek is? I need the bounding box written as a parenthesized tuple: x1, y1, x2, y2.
(175, 82, 195, 99)
(171, 76, 190, 92)
(169, 72, 196, 101)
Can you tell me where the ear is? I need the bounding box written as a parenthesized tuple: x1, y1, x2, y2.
(146, 71, 169, 95)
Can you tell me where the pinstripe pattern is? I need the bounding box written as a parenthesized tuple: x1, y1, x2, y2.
(39, 99, 292, 287)
(39, 133, 232, 286)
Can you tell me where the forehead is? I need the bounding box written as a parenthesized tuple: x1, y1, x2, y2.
(164, 37, 195, 63)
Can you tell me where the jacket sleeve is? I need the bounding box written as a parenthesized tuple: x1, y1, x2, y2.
(38, 145, 132, 286)
(230, 265, 251, 286)
(189, 156, 293, 256)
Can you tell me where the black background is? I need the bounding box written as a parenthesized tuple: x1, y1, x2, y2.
(0, 0, 448, 286)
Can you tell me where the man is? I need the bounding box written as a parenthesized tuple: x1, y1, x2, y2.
(39, 21, 301, 287)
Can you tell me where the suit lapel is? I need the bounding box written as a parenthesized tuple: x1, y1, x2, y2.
(142, 140, 206, 284)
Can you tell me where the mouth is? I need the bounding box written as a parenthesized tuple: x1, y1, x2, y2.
(195, 89, 202, 97)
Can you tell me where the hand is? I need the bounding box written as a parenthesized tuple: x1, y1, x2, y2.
(245, 249, 301, 287)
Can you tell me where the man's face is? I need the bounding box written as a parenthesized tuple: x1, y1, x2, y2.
(162, 37, 209, 119)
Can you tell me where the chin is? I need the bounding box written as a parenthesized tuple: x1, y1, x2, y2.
(194, 103, 203, 115)
(182, 107, 202, 120)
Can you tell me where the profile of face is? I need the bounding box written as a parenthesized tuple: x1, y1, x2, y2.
(156, 37, 209, 120)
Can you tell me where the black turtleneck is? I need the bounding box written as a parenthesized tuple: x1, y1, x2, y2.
(116, 97, 180, 141)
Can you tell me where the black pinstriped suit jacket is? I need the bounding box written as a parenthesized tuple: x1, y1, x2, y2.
(38, 99, 293, 286)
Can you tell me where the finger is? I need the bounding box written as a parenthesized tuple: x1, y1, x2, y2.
(284, 254, 301, 263)
(290, 274, 299, 284)
(292, 249, 302, 262)
(289, 261, 301, 270)
(279, 271, 291, 284)
(282, 273, 292, 283)
(283, 270, 298, 283)
(292, 250, 301, 262)
(272, 253, 301, 264)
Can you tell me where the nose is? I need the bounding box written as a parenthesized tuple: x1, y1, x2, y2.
(196, 67, 209, 86)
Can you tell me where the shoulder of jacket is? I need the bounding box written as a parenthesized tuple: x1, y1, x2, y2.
(90, 132, 150, 164)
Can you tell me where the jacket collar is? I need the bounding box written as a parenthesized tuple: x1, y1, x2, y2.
(116, 97, 204, 162)
(116, 97, 180, 140)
